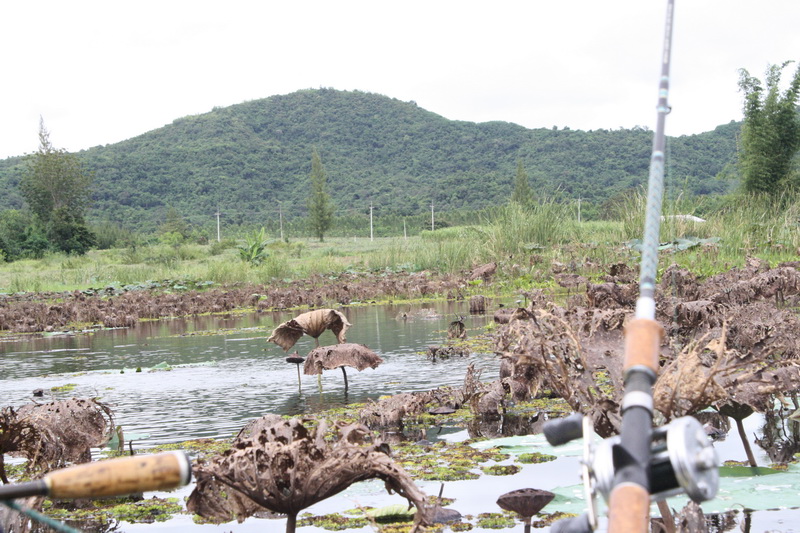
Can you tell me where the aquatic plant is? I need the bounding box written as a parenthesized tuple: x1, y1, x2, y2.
(480, 464, 521, 476)
(394, 440, 508, 482)
(475, 512, 516, 529)
(304, 342, 383, 392)
(49, 383, 77, 393)
(496, 488, 555, 533)
(517, 452, 556, 464)
(4, 398, 114, 474)
(268, 308, 351, 350)
(187, 416, 432, 533)
(298, 512, 369, 530)
(237, 227, 270, 265)
(0, 407, 39, 483)
(43, 496, 182, 523)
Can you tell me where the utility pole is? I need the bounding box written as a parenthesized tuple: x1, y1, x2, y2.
(369, 202, 374, 242)
(279, 205, 284, 241)
(578, 197, 582, 223)
(215, 208, 221, 242)
(403, 218, 407, 240)
(431, 203, 435, 231)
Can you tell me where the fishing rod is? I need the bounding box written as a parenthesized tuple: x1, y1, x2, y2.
(1, 451, 191, 527)
(543, 1, 719, 531)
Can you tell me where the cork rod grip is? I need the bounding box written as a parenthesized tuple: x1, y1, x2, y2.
(607, 483, 650, 533)
(623, 318, 664, 374)
(45, 451, 191, 499)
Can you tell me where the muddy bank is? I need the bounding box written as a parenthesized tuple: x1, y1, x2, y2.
(0, 270, 480, 334)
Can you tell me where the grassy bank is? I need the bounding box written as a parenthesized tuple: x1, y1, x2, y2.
(1, 194, 799, 294)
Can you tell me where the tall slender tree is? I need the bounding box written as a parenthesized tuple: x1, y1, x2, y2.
(20, 118, 95, 254)
(737, 61, 800, 195)
(306, 148, 334, 241)
(510, 160, 534, 206)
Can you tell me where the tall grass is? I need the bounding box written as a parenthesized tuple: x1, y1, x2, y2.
(4, 195, 800, 294)
(613, 189, 718, 242)
(715, 193, 800, 253)
(482, 201, 574, 259)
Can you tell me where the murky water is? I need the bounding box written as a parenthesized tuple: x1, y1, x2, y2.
(1, 301, 798, 532)
(0, 302, 499, 448)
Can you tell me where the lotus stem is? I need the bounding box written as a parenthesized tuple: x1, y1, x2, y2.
(286, 511, 297, 533)
(657, 500, 676, 533)
(735, 417, 758, 467)
(341, 367, 349, 392)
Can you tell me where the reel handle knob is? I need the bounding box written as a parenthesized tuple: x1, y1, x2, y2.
(544, 413, 584, 446)
(550, 512, 593, 533)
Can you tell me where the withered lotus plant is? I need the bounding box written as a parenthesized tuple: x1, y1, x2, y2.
(303, 342, 383, 392)
(267, 309, 351, 351)
(0, 407, 39, 484)
(3, 398, 114, 476)
(187, 416, 431, 533)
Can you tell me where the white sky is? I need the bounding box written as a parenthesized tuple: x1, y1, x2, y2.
(1, 1, 798, 160)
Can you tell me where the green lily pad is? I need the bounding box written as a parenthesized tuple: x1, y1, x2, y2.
(367, 503, 416, 523)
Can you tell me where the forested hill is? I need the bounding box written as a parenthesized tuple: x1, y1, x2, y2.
(0, 88, 739, 231)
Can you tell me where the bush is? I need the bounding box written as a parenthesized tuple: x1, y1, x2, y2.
(237, 228, 270, 265)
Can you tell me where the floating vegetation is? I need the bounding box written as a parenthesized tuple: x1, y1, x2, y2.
(378, 523, 445, 533)
(394, 440, 509, 482)
(50, 383, 77, 392)
(298, 512, 369, 530)
(508, 396, 571, 417)
(150, 438, 232, 458)
(480, 464, 521, 476)
(517, 452, 557, 464)
(531, 511, 579, 528)
(43, 496, 182, 523)
(475, 512, 516, 528)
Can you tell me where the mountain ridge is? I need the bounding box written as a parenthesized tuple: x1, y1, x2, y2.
(0, 88, 738, 232)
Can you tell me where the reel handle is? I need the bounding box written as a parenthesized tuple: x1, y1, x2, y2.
(48, 451, 192, 499)
(0, 452, 192, 501)
(550, 512, 593, 533)
(543, 413, 584, 446)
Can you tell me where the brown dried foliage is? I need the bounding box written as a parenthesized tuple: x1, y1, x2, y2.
(0, 271, 469, 334)
(495, 262, 800, 436)
(0, 408, 39, 483)
(303, 343, 382, 375)
(7, 398, 115, 473)
(187, 417, 431, 531)
(268, 309, 352, 351)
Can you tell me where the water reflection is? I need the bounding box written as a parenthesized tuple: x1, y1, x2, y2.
(756, 404, 800, 463)
(467, 413, 544, 440)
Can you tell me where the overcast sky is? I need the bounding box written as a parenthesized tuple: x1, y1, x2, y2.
(2, 1, 798, 160)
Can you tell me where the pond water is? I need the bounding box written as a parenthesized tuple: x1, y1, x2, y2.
(1, 300, 799, 532)
(0, 302, 498, 447)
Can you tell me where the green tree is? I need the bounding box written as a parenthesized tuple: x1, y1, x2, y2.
(737, 61, 800, 195)
(307, 148, 334, 241)
(158, 207, 191, 245)
(510, 160, 534, 206)
(20, 119, 95, 253)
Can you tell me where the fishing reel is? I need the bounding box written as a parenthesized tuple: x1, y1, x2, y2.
(543, 414, 719, 532)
